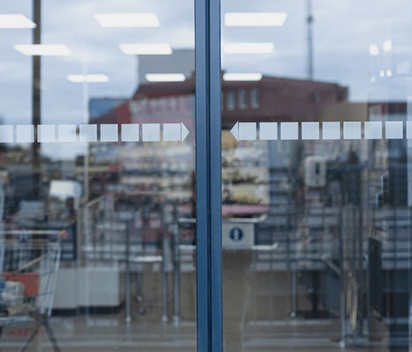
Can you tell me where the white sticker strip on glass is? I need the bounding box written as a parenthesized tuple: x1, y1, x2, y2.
(38, 125, 56, 143)
(280, 122, 298, 140)
(385, 121, 403, 139)
(364, 121, 382, 140)
(343, 121, 361, 140)
(181, 123, 190, 141)
(6, 121, 411, 144)
(16, 125, 34, 143)
(407, 121, 412, 139)
(230, 122, 239, 140)
(259, 122, 277, 140)
(58, 125, 77, 142)
(79, 124, 97, 142)
(322, 122, 340, 140)
(163, 123, 181, 142)
(121, 124, 139, 142)
(239, 122, 257, 140)
(142, 124, 161, 142)
(301, 122, 319, 140)
(101, 124, 119, 142)
(0, 125, 14, 143)
(0, 124, 190, 143)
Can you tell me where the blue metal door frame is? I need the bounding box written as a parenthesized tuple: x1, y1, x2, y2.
(195, 0, 223, 351)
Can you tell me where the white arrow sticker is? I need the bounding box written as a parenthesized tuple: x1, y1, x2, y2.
(230, 122, 239, 141)
(181, 123, 190, 141)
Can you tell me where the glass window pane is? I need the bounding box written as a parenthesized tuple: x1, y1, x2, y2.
(222, 1, 412, 351)
(0, 1, 197, 350)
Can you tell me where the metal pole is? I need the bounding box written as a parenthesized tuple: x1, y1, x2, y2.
(161, 230, 168, 322)
(291, 266, 298, 316)
(365, 243, 371, 342)
(307, 0, 314, 80)
(339, 207, 346, 347)
(289, 215, 298, 317)
(32, 0, 41, 199)
(125, 219, 132, 323)
(357, 173, 365, 337)
(173, 219, 181, 324)
(136, 220, 145, 316)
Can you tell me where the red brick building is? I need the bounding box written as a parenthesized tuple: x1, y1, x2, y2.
(93, 73, 347, 128)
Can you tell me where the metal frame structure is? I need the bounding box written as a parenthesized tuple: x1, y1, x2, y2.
(195, 0, 223, 351)
(0, 231, 62, 352)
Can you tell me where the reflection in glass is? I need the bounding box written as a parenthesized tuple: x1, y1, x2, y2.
(0, 1, 196, 351)
(222, 0, 412, 351)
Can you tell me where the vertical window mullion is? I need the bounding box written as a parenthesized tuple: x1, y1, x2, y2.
(195, 0, 222, 351)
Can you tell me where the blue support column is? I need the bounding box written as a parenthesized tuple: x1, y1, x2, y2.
(195, 0, 222, 351)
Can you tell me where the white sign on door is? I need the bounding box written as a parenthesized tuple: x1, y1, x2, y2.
(222, 222, 254, 249)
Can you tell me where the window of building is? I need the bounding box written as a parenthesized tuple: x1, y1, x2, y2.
(251, 88, 259, 109)
(227, 91, 235, 110)
(169, 97, 177, 110)
(238, 89, 247, 109)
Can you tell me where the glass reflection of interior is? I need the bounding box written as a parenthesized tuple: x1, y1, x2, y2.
(0, 1, 197, 351)
(222, 1, 412, 351)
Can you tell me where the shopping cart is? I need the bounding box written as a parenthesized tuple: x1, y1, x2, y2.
(0, 231, 62, 352)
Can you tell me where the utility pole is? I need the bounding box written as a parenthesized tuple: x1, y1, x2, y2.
(32, 0, 41, 199)
(307, 0, 314, 80)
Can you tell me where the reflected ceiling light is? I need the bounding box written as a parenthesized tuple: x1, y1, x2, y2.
(379, 70, 385, 77)
(14, 44, 71, 56)
(145, 74, 185, 82)
(120, 43, 172, 55)
(223, 73, 263, 81)
(224, 42, 274, 54)
(67, 74, 109, 83)
(369, 44, 379, 56)
(383, 40, 392, 52)
(225, 12, 287, 27)
(0, 14, 36, 28)
(386, 69, 392, 77)
(94, 13, 159, 27)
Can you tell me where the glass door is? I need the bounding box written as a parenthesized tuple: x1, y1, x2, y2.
(0, 1, 197, 351)
(221, 1, 412, 351)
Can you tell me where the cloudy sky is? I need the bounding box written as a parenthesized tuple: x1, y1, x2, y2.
(0, 0, 412, 158)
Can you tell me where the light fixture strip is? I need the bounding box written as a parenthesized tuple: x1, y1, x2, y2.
(120, 43, 172, 55)
(94, 13, 160, 28)
(225, 12, 287, 27)
(145, 74, 186, 82)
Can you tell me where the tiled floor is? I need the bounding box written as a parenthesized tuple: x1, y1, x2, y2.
(0, 315, 402, 352)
